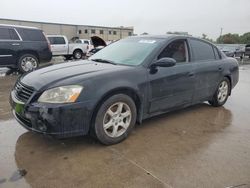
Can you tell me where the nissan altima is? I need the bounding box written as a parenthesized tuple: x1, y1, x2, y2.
(10, 35, 239, 145)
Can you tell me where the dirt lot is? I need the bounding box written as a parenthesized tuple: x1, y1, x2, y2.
(0, 61, 250, 188)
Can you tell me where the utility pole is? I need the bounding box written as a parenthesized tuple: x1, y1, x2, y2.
(219, 28, 223, 43)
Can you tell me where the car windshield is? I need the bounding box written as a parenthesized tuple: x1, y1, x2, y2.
(89, 38, 162, 66)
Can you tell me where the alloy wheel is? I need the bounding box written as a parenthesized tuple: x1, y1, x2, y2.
(217, 81, 229, 103)
(21, 57, 38, 72)
(103, 102, 132, 138)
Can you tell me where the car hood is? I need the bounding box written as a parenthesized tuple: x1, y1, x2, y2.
(20, 60, 131, 90)
(91, 36, 107, 47)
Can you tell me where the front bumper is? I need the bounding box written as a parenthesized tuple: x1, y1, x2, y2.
(10, 91, 95, 138)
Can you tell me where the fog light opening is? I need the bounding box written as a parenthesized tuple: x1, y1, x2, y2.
(37, 120, 47, 132)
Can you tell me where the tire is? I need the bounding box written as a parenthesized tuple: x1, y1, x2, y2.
(17, 54, 39, 73)
(93, 94, 137, 145)
(64, 55, 72, 60)
(209, 77, 231, 107)
(73, 50, 83, 60)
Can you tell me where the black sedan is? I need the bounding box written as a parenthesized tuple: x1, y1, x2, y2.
(10, 35, 239, 145)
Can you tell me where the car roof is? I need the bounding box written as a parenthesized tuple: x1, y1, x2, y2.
(130, 34, 217, 46)
(0, 24, 39, 30)
(130, 34, 189, 39)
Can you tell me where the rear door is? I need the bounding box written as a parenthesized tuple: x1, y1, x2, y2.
(0, 27, 21, 66)
(189, 38, 223, 102)
(48, 36, 68, 55)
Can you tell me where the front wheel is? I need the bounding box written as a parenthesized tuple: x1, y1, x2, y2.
(17, 54, 39, 73)
(93, 94, 137, 145)
(209, 78, 231, 107)
(73, 50, 83, 60)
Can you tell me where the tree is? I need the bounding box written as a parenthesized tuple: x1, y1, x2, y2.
(240, 32, 250, 44)
(216, 33, 240, 44)
(202, 33, 207, 39)
(141, 32, 149, 35)
(201, 33, 214, 43)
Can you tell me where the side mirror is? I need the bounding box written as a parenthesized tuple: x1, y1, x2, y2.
(152, 58, 176, 68)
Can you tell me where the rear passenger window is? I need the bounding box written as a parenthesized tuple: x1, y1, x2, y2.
(0, 28, 11, 40)
(213, 47, 221, 60)
(18, 29, 46, 41)
(9, 29, 20, 40)
(190, 39, 215, 61)
(0, 28, 20, 40)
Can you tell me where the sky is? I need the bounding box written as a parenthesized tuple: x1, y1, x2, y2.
(1, 0, 250, 40)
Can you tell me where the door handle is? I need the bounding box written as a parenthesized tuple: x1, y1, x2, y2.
(218, 67, 223, 71)
(188, 72, 195, 77)
(12, 43, 20, 46)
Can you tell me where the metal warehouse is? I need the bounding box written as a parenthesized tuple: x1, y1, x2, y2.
(0, 18, 134, 41)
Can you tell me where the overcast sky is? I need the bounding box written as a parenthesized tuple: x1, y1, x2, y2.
(1, 0, 250, 39)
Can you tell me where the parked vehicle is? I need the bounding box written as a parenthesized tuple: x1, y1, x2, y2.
(245, 44, 250, 58)
(75, 36, 107, 57)
(75, 39, 94, 52)
(217, 45, 245, 58)
(0, 24, 52, 73)
(10, 35, 239, 145)
(47, 35, 88, 60)
(86, 46, 105, 57)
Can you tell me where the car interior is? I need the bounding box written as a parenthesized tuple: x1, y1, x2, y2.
(158, 40, 188, 63)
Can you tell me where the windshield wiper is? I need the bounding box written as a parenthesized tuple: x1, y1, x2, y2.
(91, 59, 117, 65)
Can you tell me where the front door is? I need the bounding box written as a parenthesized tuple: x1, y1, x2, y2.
(148, 39, 195, 113)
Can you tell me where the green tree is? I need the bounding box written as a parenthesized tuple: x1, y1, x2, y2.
(216, 33, 240, 44)
(240, 32, 250, 44)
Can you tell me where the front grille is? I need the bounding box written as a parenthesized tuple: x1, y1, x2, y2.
(14, 81, 35, 103)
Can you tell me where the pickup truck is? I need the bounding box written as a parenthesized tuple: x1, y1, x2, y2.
(74, 36, 107, 56)
(47, 35, 88, 60)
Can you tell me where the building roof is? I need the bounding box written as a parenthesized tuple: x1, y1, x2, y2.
(0, 18, 134, 31)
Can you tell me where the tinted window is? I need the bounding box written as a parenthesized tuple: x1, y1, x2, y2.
(85, 29, 88, 34)
(109, 31, 112, 35)
(91, 29, 95, 34)
(190, 39, 215, 61)
(113, 31, 117, 35)
(100, 30, 104, 34)
(9, 29, 20, 40)
(18, 29, 46, 41)
(0, 28, 11, 40)
(48, 37, 66, 44)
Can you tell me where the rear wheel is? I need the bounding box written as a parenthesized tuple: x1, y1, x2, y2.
(209, 77, 230, 107)
(17, 54, 38, 73)
(93, 94, 137, 145)
(73, 50, 83, 60)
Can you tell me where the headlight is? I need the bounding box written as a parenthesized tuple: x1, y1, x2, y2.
(38, 85, 83, 103)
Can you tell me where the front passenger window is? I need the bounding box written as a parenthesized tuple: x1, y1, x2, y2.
(158, 40, 188, 63)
